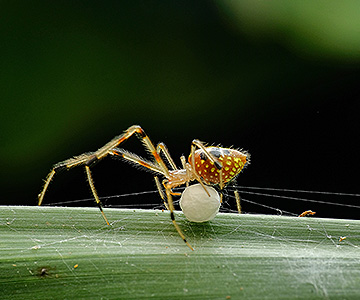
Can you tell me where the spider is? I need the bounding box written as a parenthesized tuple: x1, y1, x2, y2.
(38, 125, 250, 250)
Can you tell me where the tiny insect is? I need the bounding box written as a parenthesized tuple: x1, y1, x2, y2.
(38, 125, 250, 250)
(298, 210, 316, 217)
(339, 236, 347, 242)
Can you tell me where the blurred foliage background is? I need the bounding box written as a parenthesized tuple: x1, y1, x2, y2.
(1, 1, 359, 219)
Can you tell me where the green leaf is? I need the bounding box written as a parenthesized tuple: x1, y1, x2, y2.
(1, 206, 359, 299)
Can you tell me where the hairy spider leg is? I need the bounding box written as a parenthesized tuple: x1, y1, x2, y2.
(156, 142, 181, 196)
(108, 135, 194, 250)
(234, 189, 242, 214)
(110, 148, 172, 208)
(85, 165, 109, 224)
(180, 156, 190, 188)
(164, 180, 194, 251)
(38, 125, 168, 226)
(190, 140, 223, 196)
(110, 148, 165, 174)
(192, 140, 223, 171)
(37, 152, 112, 221)
(111, 144, 180, 198)
(156, 142, 178, 170)
(154, 176, 168, 210)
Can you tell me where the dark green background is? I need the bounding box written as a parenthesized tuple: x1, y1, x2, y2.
(1, 1, 359, 218)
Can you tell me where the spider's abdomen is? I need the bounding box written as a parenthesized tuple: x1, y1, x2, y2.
(189, 147, 249, 185)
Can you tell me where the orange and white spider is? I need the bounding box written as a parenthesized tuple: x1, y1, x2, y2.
(38, 125, 250, 250)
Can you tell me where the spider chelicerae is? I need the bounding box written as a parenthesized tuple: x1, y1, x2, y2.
(38, 125, 250, 250)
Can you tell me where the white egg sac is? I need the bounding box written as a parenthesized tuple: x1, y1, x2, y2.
(179, 183, 221, 223)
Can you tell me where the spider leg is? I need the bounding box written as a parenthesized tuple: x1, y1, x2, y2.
(110, 148, 177, 204)
(97, 125, 170, 177)
(38, 169, 55, 206)
(189, 149, 210, 196)
(38, 153, 110, 224)
(39, 126, 147, 204)
(156, 142, 178, 170)
(234, 189, 242, 213)
(192, 139, 223, 170)
(217, 187, 241, 212)
(85, 165, 110, 225)
(163, 180, 194, 251)
(154, 176, 169, 210)
(110, 131, 192, 249)
(111, 140, 179, 204)
(39, 125, 193, 249)
(110, 148, 165, 175)
(189, 140, 225, 197)
(38, 153, 93, 206)
(155, 142, 182, 196)
(227, 181, 242, 213)
(180, 156, 190, 188)
(191, 139, 226, 193)
(39, 125, 169, 225)
(192, 140, 243, 213)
